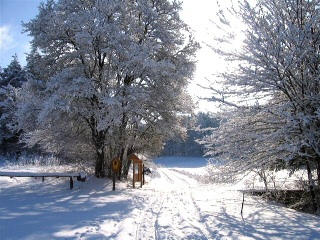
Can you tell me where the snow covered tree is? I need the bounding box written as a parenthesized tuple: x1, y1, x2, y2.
(1, 55, 27, 88)
(203, 0, 320, 212)
(18, 0, 199, 178)
(0, 55, 28, 157)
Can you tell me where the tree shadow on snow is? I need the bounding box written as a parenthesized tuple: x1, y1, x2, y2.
(207, 197, 320, 240)
(0, 176, 136, 239)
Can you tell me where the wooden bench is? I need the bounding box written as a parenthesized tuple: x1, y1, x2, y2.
(0, 171, 87, 189)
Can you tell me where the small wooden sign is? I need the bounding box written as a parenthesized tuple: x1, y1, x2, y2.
(111, 157, 121, 173)
(111, 157, 121, 191)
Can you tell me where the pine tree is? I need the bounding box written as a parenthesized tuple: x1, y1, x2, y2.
(0, 55, 28, 157)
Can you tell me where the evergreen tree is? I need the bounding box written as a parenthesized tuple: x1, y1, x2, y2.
(0, 55, 28, 157)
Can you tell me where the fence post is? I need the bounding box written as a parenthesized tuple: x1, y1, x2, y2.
(70, 177, 73, 189)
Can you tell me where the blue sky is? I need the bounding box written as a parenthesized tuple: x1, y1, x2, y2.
(0, 0, 42, 67)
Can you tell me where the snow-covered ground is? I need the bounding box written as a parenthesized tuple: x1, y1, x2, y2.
(0, 157, 319, 239)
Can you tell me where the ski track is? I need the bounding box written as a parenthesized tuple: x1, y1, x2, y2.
(133, 168, 212, 240)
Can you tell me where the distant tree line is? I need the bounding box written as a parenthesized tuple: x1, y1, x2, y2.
(160, 112, 219, 157)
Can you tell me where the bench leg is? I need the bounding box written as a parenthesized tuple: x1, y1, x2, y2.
(70, 177, 73, 189)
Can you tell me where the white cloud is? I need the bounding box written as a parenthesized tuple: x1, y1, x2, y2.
(0, 25, 16, 51)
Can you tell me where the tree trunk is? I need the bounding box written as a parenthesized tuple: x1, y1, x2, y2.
(122, 158, 133, 180)
(316, 158, 320, 187)
(95, 149, 105, 178)
(92, 128, 106, 178)
(306, 161, 318, 213)
(257, 168, 268, 191)
(316, 158, 320, 213)
(121, 146, 135, 179)
(118, 147, 126, 180)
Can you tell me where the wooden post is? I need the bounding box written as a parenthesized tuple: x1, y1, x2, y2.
(132, 162, 135, 189)
(142, 164, 145, 185)
(113, 172, 116, 191)
(70, 177, 73, 189)
(241, 192, 245, 215)
(140, 163, 143, 188)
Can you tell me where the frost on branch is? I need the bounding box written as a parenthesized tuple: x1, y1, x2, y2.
(18, 0, 199, 178)
(202, 0, 320, 213)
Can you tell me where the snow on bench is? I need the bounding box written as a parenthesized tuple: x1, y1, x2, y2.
(0, 171, 87, 189)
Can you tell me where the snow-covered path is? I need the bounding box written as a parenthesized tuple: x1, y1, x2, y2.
(133, 168, 211, 240)
(129, 166, 320, 240)
(1, 157, 320, 239)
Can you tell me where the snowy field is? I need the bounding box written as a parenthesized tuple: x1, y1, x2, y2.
(0, 157, 320, 240)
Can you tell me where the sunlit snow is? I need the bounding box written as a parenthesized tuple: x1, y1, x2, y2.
(0, 157, 319, 239)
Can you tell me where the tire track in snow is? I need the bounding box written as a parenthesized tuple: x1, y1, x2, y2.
(158, 169, 175, 185)
(133, 168, 213, 240)
(154, 168, 212, 239)
(134, 169, 175, 240)
(134, 190, 166, 240)
(163, 169, 216, 237)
